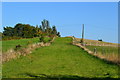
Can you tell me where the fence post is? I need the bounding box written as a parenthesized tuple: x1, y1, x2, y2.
(94, 48, 97, 54)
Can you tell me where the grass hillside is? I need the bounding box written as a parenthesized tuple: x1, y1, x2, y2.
(74, 38, 119, 64)
(2, 37, 119, 78)
(75, 38, 118, 47)
(2, 38, 39, 53)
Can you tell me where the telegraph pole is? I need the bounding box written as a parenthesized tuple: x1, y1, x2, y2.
(81, 24, 84, 44)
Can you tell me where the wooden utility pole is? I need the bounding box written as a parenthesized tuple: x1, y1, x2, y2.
(81, 24, 84, 43)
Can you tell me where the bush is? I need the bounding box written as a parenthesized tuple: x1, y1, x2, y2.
(39, 36, 44, 42)
(49, 37, 53, 42)
(98, 39, 102, 41)
(39, 36, 52, 43)
(43, 37, 51, 43)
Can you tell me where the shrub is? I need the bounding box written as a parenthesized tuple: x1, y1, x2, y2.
(39, 36, 44, 42)
(39, 36, 52, 43)
(98, 39, 102, 41)
(43, 37, 51, 43)
(49, 37, 53, 42)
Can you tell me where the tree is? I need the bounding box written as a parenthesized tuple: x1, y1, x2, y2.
(0, 32, 2, 40)
(98, 39, 102, 41)
(3, 27, 14, 36)
(2, 19, 60, 40)
(14, 23, 24, 37)
(57, 32, 61, 37)
(52, 26, 57, 35)
(41, 19, 50, 34)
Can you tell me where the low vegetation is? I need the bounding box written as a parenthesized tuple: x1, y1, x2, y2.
(2, 36, 54, 53)
(74, 38, 119, 64)
(39, 36, 53, 43)
(2, 38, 39, 53)
(75, 38, 118, 47)
(85, 45, 118, 55)
(2, 37, 119, 78)
(85, 45, 119, 64)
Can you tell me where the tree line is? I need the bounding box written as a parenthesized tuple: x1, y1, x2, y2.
(2, 19, 60, 40)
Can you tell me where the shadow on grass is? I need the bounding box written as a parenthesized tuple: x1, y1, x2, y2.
(2, 73, 120, 80)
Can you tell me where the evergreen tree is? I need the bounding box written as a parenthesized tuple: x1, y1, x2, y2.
(52, 26, 57, 35)
(41, 19, 50, 33)
(57, 32, 61, 37)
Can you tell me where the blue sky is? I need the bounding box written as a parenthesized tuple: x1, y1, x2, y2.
(2, 0, 119, 2)
(2, 2, 118, 43)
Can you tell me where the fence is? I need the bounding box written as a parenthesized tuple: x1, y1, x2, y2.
(72, 37, 119, 65)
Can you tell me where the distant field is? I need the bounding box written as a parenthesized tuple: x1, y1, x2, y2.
(2, 38, 39, 53)
(86, 45, 118, 54)
(2, 37, 119, 78)
(74, 38, 118, 54)
(75, 38, 118, 47)
(74, 38, 119, 64)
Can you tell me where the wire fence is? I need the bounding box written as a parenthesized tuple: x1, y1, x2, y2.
(73, 37, 119, 64)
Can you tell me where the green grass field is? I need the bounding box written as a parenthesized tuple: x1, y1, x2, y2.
(85, 45, 118, 55)
(2, 37, 119, 78)
(2, 38, 39, 53)
(74, 38, 119, 64)
(75, 38, 118, 47)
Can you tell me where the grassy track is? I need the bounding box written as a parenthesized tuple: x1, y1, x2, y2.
(2, 37, 119, 78)
(2, 38, 39, 53)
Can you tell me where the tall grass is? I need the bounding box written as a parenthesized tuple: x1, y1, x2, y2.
(85, 46, 118, 54)
(86, 45, 119, 64)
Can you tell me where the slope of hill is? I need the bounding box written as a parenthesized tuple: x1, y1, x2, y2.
(2, 37, 119, 79)
(74, 38, 118, 47)
(73, 37, 119, 65)
(2, 38, 39, 53)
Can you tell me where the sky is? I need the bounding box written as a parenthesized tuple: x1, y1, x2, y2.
(1, 2, 118, 43)
(1, 0, 119, 2)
